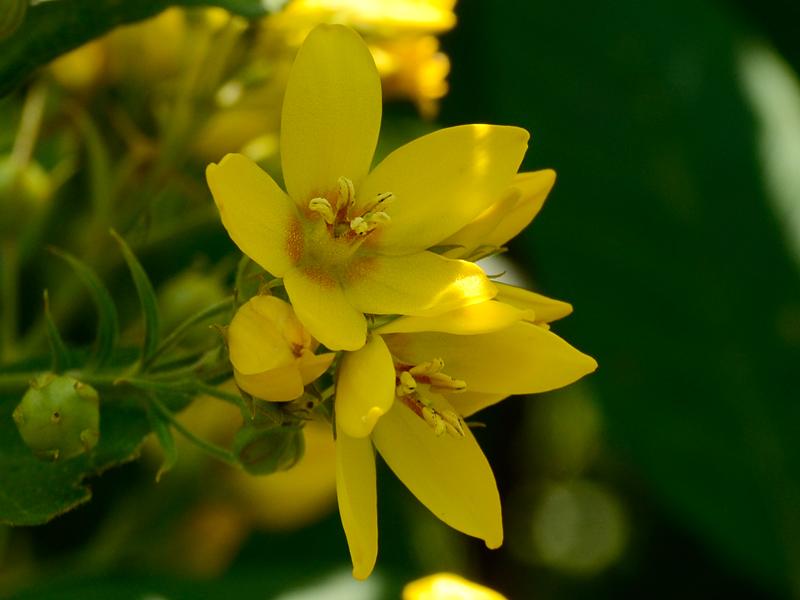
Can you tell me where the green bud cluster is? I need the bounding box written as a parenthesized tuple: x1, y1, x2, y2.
(13, 373, 100, 461)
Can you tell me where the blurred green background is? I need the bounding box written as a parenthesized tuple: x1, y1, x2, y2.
(2, 0, 800, 598)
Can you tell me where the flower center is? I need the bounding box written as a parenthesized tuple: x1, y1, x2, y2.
(395, 357, 466, 438)
(307, 176, 394, 240)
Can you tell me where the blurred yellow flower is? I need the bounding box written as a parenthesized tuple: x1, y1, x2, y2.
(207, 25, 528, 350)
(227, 295, 334, 401)
(371, 35, 451, 119)
(334, 301, 597, 578)
(267, 0, 456, 39)
(403, 573, 507, 600)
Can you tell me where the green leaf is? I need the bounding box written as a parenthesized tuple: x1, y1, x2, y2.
(42, 290, 70, 372)
(0, 0, 281, 97)
(73, 110, 113, 222)
(146, 406, 177, 482)
(110, 229, 161, 367)
(50, 248, 119, 370)
(0, 382, 150, 526)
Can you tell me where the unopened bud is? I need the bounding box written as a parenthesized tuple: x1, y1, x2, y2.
(228, 296, 334, 402)
(13, 373, 100, 461)
(233, 424, 304, 475)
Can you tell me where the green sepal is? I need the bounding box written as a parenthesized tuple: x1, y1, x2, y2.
(49, 247, 118, 370)
(111, 229, 161, 367)
(233, 423, 305, 476)
(43, 289, 70, 372)
(146, 405, 177, 483)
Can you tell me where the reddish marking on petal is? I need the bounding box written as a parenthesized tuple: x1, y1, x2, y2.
(344, 256, 379, 285)
(286, 216, 304, 264)
(301, 266, 337, 289)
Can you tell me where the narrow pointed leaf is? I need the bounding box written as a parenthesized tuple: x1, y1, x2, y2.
(49, 248, 118, 369)
(111, 230, 160, 366)
(43, 290, 70, 372)
(146, 406, 177, 483)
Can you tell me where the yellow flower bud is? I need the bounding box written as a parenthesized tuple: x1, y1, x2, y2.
(227, 296, 335, 402)
(13, 373, 100, 461)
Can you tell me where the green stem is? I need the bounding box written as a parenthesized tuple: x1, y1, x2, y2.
(147, 394, 237, 467)
(143, 297, 233, 371)
(0, 242, 19, 364)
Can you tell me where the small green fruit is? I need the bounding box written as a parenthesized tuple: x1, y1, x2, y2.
(13, 373, 100, 461)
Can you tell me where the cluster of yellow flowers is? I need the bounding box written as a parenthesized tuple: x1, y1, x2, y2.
(209, 24, 596, 579)
(49, 0, 457, 162)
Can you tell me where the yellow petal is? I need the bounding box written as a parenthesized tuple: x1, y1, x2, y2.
(283, 267, 367, 351)
(227, 296, 296, 375)
(298, 350, 336, 385)
(384, 322, 597, 395)
(344, 251, 496, 317)
(207, 154, 300, 277)
(495, 282, 573, 324)
(281, 24, 381, 205)
(445, 391, 508, 419)
(336, 334, 396, 438)
(358, 124, 529, 255)
(335, 423, 378, 580)
(439, 188, 521, 257)
(375, 300, 530, 335)
(372, 393, 502, 548)
(483, 169, 555, 247)
(234, 363, 304, 402)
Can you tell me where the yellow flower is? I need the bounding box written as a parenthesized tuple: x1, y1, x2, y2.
(207, 25, 529, 350)
(370, 36, 451, 119)
(267, 0, 457, 40)
(333, 301, 597, 578)
(403, 572, 507, 600)
(227, 295, 335, 401)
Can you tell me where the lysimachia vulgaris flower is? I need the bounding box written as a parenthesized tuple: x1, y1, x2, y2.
(334, 301, 597, 578)
(207, 24, 529, 351)
(227, 295, 334, 401)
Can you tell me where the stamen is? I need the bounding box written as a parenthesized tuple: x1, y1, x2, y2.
(349, 210, 392, 236)
(428, 372, 467, 392)
(337, 176, 355, 210)
(410, 358, 444, 376)
(308, 197, 335, 224)
(422, 406, 447, 436)
(396, 371, 417, 396)
(440, 409, 465, 437)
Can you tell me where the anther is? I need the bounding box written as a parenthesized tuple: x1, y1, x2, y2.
(428, 372, 467, 392)
(410, 358, 445, 376)
(308, 197, 335, 224)
(440, 410, 465, 437)
(373, 191, 394, 206)
(396, 371, 417, 396)
(337, 176, 356, 209)
(422, 406, 446, 436)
